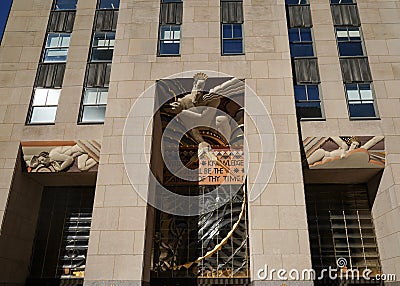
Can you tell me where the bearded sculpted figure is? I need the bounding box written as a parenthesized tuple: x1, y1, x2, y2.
(169, 72, 243, 159)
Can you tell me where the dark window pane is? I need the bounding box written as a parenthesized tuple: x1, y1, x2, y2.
(286, 0, 308, 4)
(91, 48, 114, 61)
(93, 33, 103, 45)
(99, 0, 120, 9)
(346, 84, 357, 91)
(359, 84, 371, 91)
(222, 24, 232, 38)
(296, 101, 322, 118)
(294, 85, 307, 100)
(330, 0, 353, 3)
(307, 85, 320, 100)
(300, 28, 312, 41)
(288, 28, 300, 42)
(223, 39, 243, 54)
(232, 24, 242, 38)
(290, 43, 314, 57)
(54, 0, 77, 10)
(159, 42, 180, 55)
(348, 102, 376, 118)
(82, 106, 106, 122)
(338, 42, 363, 56)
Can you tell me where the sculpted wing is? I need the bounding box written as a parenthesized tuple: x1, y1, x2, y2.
(199, 77, 244, 104)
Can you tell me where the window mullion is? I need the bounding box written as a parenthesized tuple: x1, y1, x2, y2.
(44, 90, 49, 106)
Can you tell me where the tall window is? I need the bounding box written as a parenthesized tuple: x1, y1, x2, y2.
(221, 0, 244, 55)
(29, 89, 61, 124)
(331, 1, 378, 119)
(286, 0, 323, 120)
(53, 0, 78, 10)
(158, 0, 183, 56)
(79, 0, 119, 123)
(26, 0, 77, 124)
(43, 33, 71, 63)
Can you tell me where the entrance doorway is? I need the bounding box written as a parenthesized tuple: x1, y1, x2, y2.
(306, 184, 382, 285)
(26, 187, 95, 286)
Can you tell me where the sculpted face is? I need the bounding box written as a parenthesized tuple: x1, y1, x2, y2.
(350, 141, 360, 150)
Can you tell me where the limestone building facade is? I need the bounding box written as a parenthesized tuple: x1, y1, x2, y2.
(0, 0, 399, 285)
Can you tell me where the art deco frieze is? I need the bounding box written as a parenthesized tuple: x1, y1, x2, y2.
(22, 140, 101, 173)
(303, 136, 385, 169)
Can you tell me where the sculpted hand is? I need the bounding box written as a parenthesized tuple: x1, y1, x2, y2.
(170, 101, 183, 112)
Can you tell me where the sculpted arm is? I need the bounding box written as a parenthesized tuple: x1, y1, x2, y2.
(360, 136, 384, 150)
